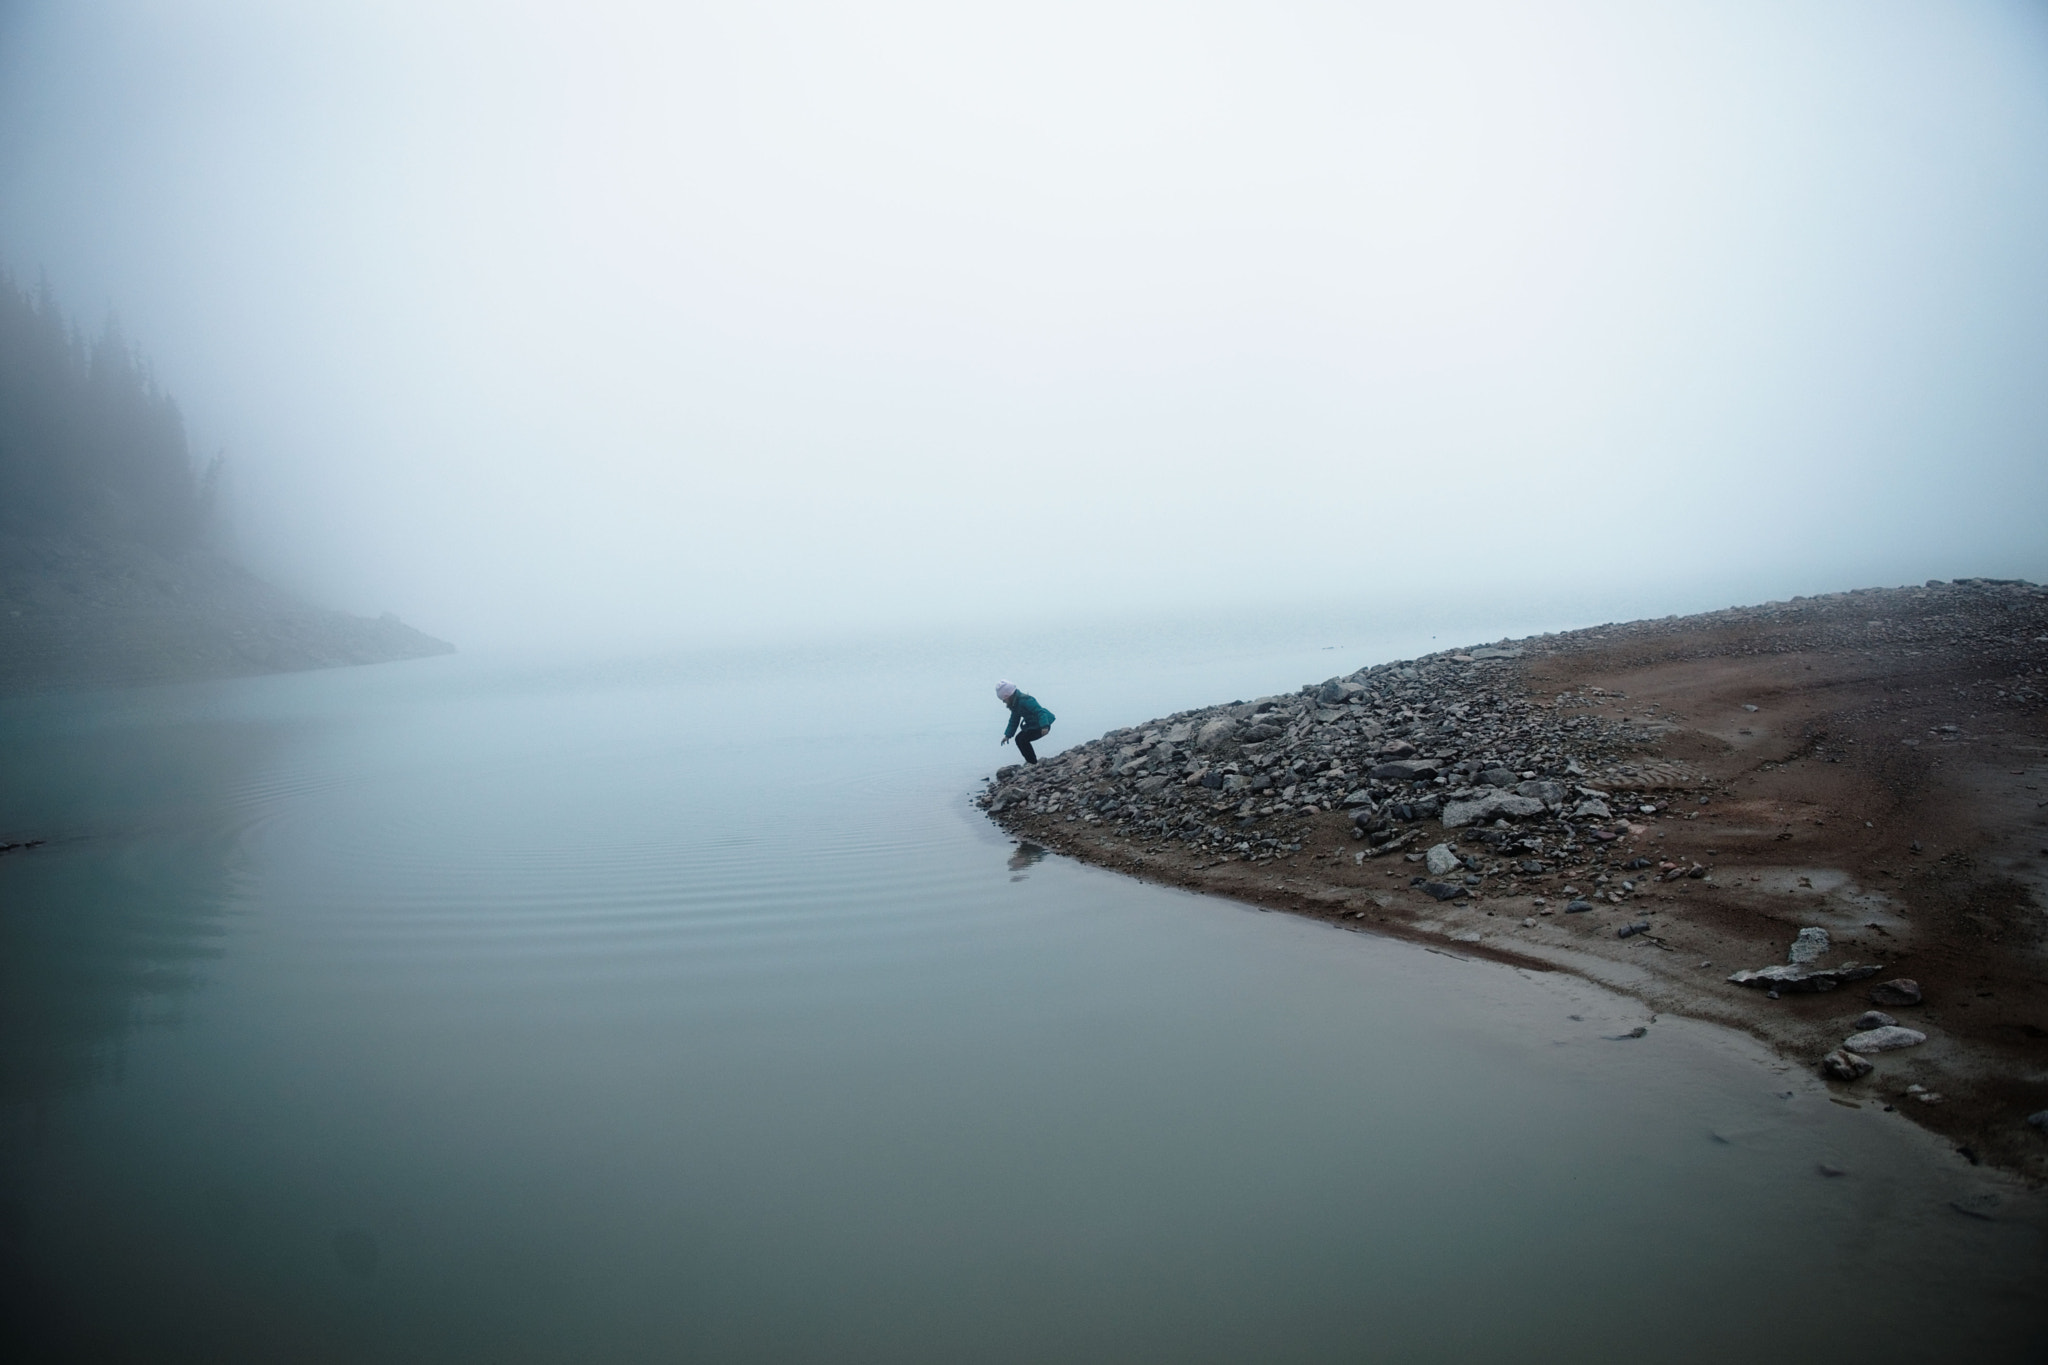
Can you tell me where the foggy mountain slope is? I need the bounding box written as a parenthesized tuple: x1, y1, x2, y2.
(0, 530, 451, 694)
(0, 272, 450, 693)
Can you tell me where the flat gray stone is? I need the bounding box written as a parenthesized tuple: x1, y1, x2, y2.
(1442, 792, 1547, 828)
(1570, 799, 1612, 820)
(1852, 1010, 1896, 1030)
(1369, 759, 1439, 781)
(1727, 963, 1882, 993)
(1842, 1025, 1927, 1053)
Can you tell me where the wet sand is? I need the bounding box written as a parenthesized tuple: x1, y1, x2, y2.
(985, 580, 2048, 1178)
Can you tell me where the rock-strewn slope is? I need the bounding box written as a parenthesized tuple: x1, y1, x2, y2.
(981, 579, 2048, 1179)
(0, 532, 452, 694)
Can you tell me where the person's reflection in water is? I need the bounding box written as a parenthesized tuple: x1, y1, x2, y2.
(1008, 841, 1047, 880)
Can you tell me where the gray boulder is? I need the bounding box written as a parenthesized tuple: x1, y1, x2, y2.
(1442, 792, 1547, 828)
(1570, 799, 1612, 820)
(1134, 775, 1170, 796)
(1841, 1025, 1926, 1053)
(1515, 779, 1567, 806)
(1195, 717, 1239, 751)
(1479, 767, 1517, 788)
(1870, 978, 1922, 1006)
(1425, 843, 1461, 877)
(1788, 927, 1830, 966)
(1822, 1049, 1874, 1081)
(1851, 1010, 1896, 1031)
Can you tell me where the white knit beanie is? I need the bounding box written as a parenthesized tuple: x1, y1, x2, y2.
(995, 680, 1017, 700)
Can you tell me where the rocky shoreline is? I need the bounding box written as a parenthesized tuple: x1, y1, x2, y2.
(981, 579, 2048, 1179)
(0, 531, 452, 694)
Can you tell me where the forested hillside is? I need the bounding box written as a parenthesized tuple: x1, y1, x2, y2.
(0, 272, 217, 550)
(0, 271, 451, 692)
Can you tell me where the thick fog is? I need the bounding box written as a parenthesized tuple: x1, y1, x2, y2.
(2, 1, 2045, 649)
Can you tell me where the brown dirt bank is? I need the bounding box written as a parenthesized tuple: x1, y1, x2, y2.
(982, 579, 2048, 1179)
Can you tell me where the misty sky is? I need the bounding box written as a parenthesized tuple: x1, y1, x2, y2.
(2, 1, 2045, 648)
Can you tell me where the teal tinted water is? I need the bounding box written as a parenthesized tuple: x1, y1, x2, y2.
(2, 631, 2044, 1362)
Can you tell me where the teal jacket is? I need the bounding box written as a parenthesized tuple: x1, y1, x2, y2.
(1002, 691, 1055, 739)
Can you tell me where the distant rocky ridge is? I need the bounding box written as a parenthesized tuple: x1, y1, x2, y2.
(0, 531, 453, 693)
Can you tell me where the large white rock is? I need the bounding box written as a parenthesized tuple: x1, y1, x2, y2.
(1842, 1025, 1927, 1053)
(1425, 843, 1461, 877)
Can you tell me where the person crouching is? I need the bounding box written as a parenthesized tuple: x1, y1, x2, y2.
(996, 680, 1055, 764)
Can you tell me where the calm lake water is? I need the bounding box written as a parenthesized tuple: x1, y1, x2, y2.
(3, 622, 2045, 1362)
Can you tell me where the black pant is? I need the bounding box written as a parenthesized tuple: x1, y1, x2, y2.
(1014, 725, 1049, 764)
